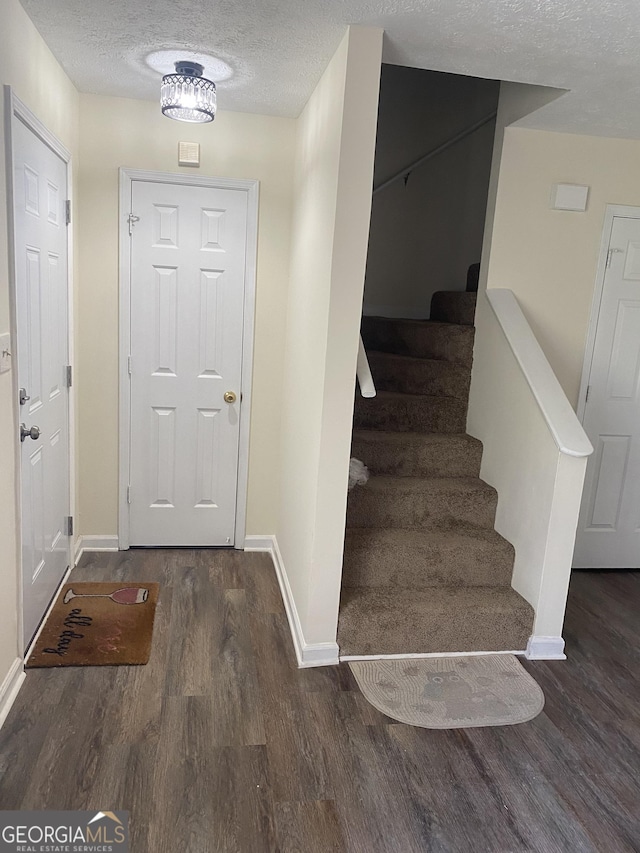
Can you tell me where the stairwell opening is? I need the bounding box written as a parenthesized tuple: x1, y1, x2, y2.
(362, 64, 499, 321)
(339, 66, 535, 658)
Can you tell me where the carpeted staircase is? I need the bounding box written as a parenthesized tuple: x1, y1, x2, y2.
(338, 290, 534, 656)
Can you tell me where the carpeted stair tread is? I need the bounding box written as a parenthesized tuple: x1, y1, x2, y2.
(351, 430, 482, 478)
(342, 527, 515, 589)
(338, 586, 534, 655)
(354, 391, 467, 433)
(367, 350, 471, 399)
(361, 316, 474, 365)
(346, 295, 530, 656)
(430, 291, 478, 326)
(346, 476, 498, 530)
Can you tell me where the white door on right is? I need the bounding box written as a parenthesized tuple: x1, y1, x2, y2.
(575, 215, 640, 568)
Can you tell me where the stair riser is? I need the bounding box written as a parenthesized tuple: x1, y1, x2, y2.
(354, 396, 467, 433)
(368, 354, 470, 400)
(338, 605, 533, 656)
(347, 487, 497, 529)
(361, 317, 474, 365)
(351, 436, 482, 478)
(342, 537, 514, 589)
(430, 291, 477, 326)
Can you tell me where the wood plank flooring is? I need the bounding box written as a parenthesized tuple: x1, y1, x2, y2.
(0, 551, 638, 852)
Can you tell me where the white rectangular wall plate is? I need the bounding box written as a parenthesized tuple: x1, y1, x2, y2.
(179, 141, 200, 167)
(551, 183, 589, 211)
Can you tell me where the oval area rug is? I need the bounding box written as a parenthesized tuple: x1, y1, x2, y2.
(349, 654, 544, 728)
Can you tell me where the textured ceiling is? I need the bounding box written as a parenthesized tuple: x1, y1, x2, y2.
(19, 0, 640, 137)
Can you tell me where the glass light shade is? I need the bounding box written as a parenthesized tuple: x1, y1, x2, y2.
(161, 62, 216, 123)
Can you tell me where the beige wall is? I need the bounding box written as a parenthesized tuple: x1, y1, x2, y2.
(485, 125, 640, 406)
(277, 26, 383, 651)
(363, 66, 498, 319)
(77, 94, 296, 536)
(0, 0, 79, 685)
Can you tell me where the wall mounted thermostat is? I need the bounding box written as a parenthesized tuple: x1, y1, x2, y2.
(179, 141, 200, 167)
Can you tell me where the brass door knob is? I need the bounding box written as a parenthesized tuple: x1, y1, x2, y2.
(224, 391, 237, 404)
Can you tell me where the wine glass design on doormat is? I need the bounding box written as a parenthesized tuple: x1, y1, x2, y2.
(63, 587, 149, 605)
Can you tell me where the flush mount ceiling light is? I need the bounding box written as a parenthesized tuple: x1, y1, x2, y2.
(161, 61, 216, 123)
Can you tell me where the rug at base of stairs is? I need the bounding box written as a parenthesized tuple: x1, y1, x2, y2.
(349, 655, 544, 729)
(26, 582, 159, 668)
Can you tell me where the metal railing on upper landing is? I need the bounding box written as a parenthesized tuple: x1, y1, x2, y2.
(357, 111, 498, 398)
(372, 111, 498, 197)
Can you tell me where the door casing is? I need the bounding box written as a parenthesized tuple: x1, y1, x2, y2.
(4, 87, 75, 649)
(577, 204, 640, 422)
(575, 203, 640, 567)
(118, 168, 259, 550)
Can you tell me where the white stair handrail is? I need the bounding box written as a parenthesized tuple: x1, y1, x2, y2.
(357, 335, 376, 398)
(486, 289, 593, 458)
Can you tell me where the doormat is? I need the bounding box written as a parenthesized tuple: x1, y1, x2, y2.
(26, 582, 159, 668)
(349, 654, 544, 728)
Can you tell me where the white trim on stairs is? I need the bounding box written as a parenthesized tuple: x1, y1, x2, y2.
(244, 535, 340, 668)
(341, 649, 527, 662)
(525, 636, 566, 660)
(74, 535, 120, 566)
(0, 658, 25, 732)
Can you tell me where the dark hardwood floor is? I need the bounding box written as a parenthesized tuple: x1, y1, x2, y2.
(0, 551, 638, 852)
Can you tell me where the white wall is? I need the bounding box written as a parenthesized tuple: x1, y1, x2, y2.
(76, 94, 296, 537)
(276, 27, 383, 659)
(470, 291, 589, 648)
(363, 66, 498, 319)
(0, 0, 79, 698)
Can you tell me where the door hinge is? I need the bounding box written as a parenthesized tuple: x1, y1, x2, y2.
(65, 365, 72, 387)
(65, 516, 73, 537)
(586, 385, 591, 403)
(128, 213, 140, 236)
(606, 247, 624, 268)
(127, 355, 132, 375)
(65, 200, 71, 225)
(127, 485, 131, 504)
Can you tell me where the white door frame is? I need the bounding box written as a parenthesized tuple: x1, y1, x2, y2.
(118, 168, 259, 550)
(577, 204, 640, 422)
(4, 87, 75, 648)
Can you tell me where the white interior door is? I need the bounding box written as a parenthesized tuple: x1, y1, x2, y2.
(575, 215, 640, 568)
(13, 113, 71, 649)
(127, 178, 248, 546)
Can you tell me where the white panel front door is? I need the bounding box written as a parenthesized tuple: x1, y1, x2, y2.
(128, 179, 248, 546)
(575, 216, 640, 568)
(13, 115, 71, 649)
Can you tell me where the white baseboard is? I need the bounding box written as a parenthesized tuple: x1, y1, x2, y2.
(243, 535, 274, 551)
(74, 534, 120, 566)
(0, 658, 25, 732)
(244, 534, 340, 668)
(525, 635, 566, 660)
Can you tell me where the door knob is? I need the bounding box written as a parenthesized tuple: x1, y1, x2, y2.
(20, 423, 40, 442)
(224, 391, 237, 404)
